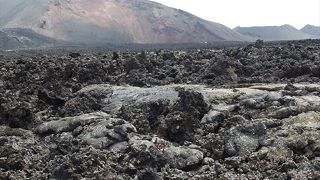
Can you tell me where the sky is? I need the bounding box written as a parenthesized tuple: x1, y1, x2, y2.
(151, 0, 320, 29)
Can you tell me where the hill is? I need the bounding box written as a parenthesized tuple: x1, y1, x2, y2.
(234, 24, 312, 41)
(300, 24, 320, 38)
(0, 0, 250, 44)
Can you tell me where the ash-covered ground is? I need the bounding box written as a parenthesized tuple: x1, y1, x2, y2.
(1, 40, 320, 179)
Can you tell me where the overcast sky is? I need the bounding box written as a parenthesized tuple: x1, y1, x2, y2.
(151, 0, 320, 29)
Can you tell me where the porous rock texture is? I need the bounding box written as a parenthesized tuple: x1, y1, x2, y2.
(1, 40, 320, 179)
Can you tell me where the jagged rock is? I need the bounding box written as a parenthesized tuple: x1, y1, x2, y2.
(284, 83, 299, 91)
(0, 103, 34, 129)
(69, 52, 81, 58)
(254, 39, 264, 48)
(52, 164, 73, 179)
(225, 134, 259, 157)
(201, 110, 225, 124)
(65, 84, 179, 116)
(80, 117, 136, 149)
(0, 126, 34, 137)
(112, 52, 119, 60)
(64, 84, 113, 116)
(38, 89, 66, 106)
(224, 120, 267, 157)
(129, 135, 203, 170)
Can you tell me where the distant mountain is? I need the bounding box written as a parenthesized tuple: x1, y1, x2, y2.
(234, 24, 312, 41)
(0, 0, 250, 44)
(0, 28, 59, 49)
(300, 24, 320, 38)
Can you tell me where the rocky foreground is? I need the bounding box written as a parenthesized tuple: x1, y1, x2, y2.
(1, 40, 320, 179)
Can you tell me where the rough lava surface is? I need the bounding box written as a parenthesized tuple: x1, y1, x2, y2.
(1, 40, 320, 179)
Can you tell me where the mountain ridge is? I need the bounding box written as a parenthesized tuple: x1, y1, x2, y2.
(300, 24, 320, 38)
(234, 24, 317, 41)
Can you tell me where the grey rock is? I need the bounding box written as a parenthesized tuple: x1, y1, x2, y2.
(279, 96, 296, 106)
(284, 83, 299, 91)
(201, 110, 224, 124)
(163, 145, 204, 169)
(280, 160, 297, 172)
(240, 98, 266, 109)
(74, 84, 113, 97)
(80, 117, 136, 149)
(52, 164, 72, 179)
(225, 134, 259, 156)
(64, 85, 113, 116)
(108, 142, 129, 152)
(35, 112, 110, 135)
(67, 84, 180, 115)
(240, 121, 267, 136)
(264, 92, 282, 101)
(203, 157, 215, 165)
(129, 136, 161, 154)
(259, 138, 275, 146)
(129, 135, 203, 170)
(103, 85, 179, 114)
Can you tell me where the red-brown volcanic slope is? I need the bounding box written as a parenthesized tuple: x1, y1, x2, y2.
(0, 0, 251, 43)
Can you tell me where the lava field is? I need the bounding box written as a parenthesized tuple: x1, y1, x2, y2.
(1, 40, 320, 179)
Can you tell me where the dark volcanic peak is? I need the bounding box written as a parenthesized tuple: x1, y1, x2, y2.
(301, 24, 320, 38)
(0, 0, 250, 44)
(234, 24, 313, 41)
